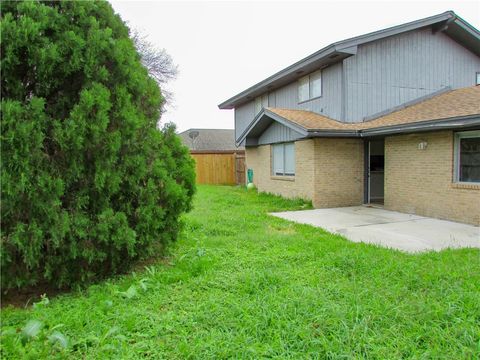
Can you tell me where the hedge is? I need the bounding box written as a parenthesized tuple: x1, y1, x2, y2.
(1, 0, 195, 289)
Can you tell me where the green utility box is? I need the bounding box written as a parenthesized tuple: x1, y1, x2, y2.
(247, 168, 253, 184)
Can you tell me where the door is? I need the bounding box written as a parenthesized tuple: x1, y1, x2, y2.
(366, 139, 385, 204)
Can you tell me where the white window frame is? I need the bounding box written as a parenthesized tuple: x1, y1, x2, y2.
(476, 72, 480, 86)
(298, 70, 322, 103)
(454, 130, 480, 183)
(271, 142, 295, 177)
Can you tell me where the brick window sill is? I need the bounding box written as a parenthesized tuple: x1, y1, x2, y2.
(451, 182, 480, 190)
(271, 176, 295, 182)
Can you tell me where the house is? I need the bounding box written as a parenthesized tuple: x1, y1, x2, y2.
(179, 128, 243, 153)
(178, 129, 245, 185)
(219, 11, 480, 225)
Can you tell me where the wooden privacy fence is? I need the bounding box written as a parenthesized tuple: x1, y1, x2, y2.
(235, 153, 246, 185)
(191, 151, 245, 185)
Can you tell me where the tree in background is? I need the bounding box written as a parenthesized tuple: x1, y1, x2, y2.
(131, 29, 177, 112)
(1, 1, 195, 290)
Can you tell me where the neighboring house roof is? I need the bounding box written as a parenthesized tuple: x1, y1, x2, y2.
(178, 128, 244, 151)
(239, 86, 480, 143)
(218, 11, 480, 109)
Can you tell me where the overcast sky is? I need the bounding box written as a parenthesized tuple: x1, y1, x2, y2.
(110, 0, 480, 132)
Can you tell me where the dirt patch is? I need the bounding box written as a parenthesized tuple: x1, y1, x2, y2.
(2, 255, 173, 308)
(2, 283, 68, 309)
(267, 223, 297, 235)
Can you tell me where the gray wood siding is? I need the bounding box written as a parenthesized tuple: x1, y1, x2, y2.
(233, 26, 480, 142)
(258, 121, 303, 145)
(234, 101, 255, 141)
(233, 63, 343, 143)
(268, 92, 276, 107)
(233, 63, 344, 143)
(272, 62, 343, 119)
(344, 28, 480, 122)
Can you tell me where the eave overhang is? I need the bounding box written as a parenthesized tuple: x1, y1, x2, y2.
(442, 16, 480, 57)
(357, 115, 480, 137)
(241, 112, 480, 146)
(236, 108, 308, 146)
(219, 11, 479, 110)
(305, 115, 480, 138)
(219, 46, 355, 110)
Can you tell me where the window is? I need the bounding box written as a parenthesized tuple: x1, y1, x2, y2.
(476, 72, 480, 85)
(310, 71, 322, 98)
(272, 143, 295, 176)
(454, 130, 480, 183)
(298, 70, 322, 102)
(298, 76, 309, 102)
(254, 94, 269, 115)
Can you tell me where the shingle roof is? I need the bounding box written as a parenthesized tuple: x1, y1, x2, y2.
(359, 86, 480, 129)
(266, 86, 480, 132)
(178, 129, 244, 151)
(266, 108, 351, 130)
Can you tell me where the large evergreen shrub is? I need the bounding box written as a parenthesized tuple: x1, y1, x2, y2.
(1, 1, 195, 289)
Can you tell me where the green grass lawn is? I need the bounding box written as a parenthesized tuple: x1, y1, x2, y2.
(2, 185, 479, 359)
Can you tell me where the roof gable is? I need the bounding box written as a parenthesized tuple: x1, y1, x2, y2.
(219, 11, 480, 110)
(241, 86, 480, 144)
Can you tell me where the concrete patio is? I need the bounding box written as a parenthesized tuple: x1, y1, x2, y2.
(271, 206, 480, 253)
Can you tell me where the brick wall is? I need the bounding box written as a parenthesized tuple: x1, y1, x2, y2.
(246, 132, 479, 225)
(385, 131, 480, 225)
(313, 138, 364, 207)
(245, 138, 364, 208)
(245, 139, 316, 202)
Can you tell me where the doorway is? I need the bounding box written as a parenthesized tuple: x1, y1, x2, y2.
(366, 139, 385, 205)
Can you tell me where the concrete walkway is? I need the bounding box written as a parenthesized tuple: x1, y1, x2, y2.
(270, 206, 480, 253)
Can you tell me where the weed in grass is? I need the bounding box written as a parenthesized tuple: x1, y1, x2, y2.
(1, 185, 479, 359)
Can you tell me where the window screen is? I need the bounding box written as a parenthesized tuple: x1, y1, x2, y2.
(298, 71, 322, 102)
(310, 71, 322, 98)
(459, 136, 480, 182)
(272, 144, 284, 175)
(298, 76, 309, 102)
(284, 143, 295, 175)
(272, 143, 295, 176)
